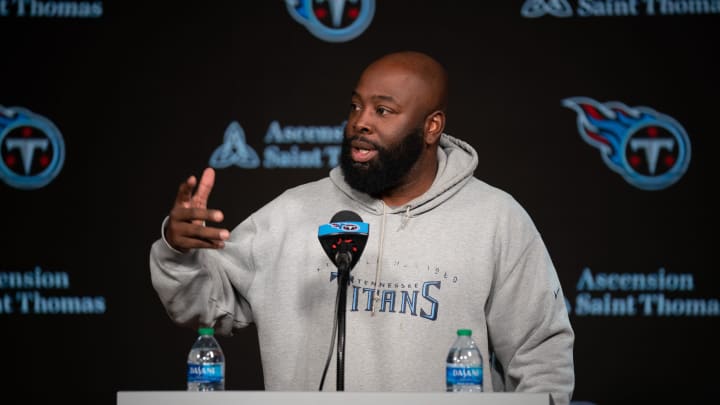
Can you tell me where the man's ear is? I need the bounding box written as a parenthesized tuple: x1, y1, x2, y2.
(424, 110, 445, 144)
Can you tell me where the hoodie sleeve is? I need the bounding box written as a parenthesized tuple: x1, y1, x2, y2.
(149, 216, 257, 336)
(485, 203, 575, 405)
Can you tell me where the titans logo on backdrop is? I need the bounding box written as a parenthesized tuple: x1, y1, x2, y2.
(0, 105, 65, 190)
(285, 0, 375, 42)
(563, 97, 691, 190)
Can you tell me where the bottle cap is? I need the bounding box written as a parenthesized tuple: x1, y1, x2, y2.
(198, 327, 214, 335)
(457, 329, 472, 336)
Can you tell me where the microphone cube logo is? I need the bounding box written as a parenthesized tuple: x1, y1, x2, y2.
(332, 222, 359, 232)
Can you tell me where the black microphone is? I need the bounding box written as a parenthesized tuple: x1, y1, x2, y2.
(318, 210, 369, 274)
(317, 210, 370, 392)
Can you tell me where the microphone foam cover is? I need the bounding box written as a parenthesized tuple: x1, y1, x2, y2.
(331, 210, 362, 223)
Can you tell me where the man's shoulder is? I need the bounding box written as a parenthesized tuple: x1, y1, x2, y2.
(249, 175, 342, 227)
(463, 177, 516, 204)
(259, 175, 336, 211)
(458, 177, 535, 220)
(282, 175, 335, 196)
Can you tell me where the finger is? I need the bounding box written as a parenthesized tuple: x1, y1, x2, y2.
(190, 208, 224, 227)
(185, 224, 230, 242)
(173, 235, 226, 250)
(170, 207, 224, 224)
(167, 222, 230, 250)
(168, 216, 229, 237)
(192, 167, 215, 209)
(175, 175, 197, 208)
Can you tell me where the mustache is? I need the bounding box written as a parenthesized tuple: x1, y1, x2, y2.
(345, 134, 381, 150)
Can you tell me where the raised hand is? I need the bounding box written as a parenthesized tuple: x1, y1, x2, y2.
(165, 167, 230, 252)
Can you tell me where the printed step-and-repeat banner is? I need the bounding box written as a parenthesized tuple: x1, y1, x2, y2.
(2, 1, 717, 404)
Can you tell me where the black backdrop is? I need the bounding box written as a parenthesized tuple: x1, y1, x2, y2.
(1, 1, 717, 404)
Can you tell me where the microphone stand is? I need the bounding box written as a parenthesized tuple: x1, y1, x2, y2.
(335, 255, 351, 391)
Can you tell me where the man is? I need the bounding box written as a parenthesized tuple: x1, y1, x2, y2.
(150, 51, 575, 403)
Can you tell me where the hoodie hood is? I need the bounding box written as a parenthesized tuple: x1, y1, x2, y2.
(329, 133, 479, 216)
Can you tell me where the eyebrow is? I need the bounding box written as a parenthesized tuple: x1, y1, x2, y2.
(351, 90, 397, 104)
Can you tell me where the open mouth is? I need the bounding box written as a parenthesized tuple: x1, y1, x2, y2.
(351, 139, 378, 163)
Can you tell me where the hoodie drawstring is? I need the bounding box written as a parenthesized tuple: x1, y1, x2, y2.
(371, 202, 387, 315)
(372, 204, 413, 315)
(398, 205, 412, 231)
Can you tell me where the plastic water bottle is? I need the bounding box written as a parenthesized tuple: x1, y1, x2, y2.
(446, 328, 483, 392)
(187, 327, 225, 391)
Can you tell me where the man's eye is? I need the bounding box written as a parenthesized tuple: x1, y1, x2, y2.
(376, 107, 389, 115)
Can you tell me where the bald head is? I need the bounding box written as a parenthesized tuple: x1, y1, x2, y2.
(361, 51, 449, 114)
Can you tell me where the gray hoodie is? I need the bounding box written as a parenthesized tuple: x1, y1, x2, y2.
(150, 133, 575, 404)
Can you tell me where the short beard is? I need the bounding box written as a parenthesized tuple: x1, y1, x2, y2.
(340, 127, 424, 197)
